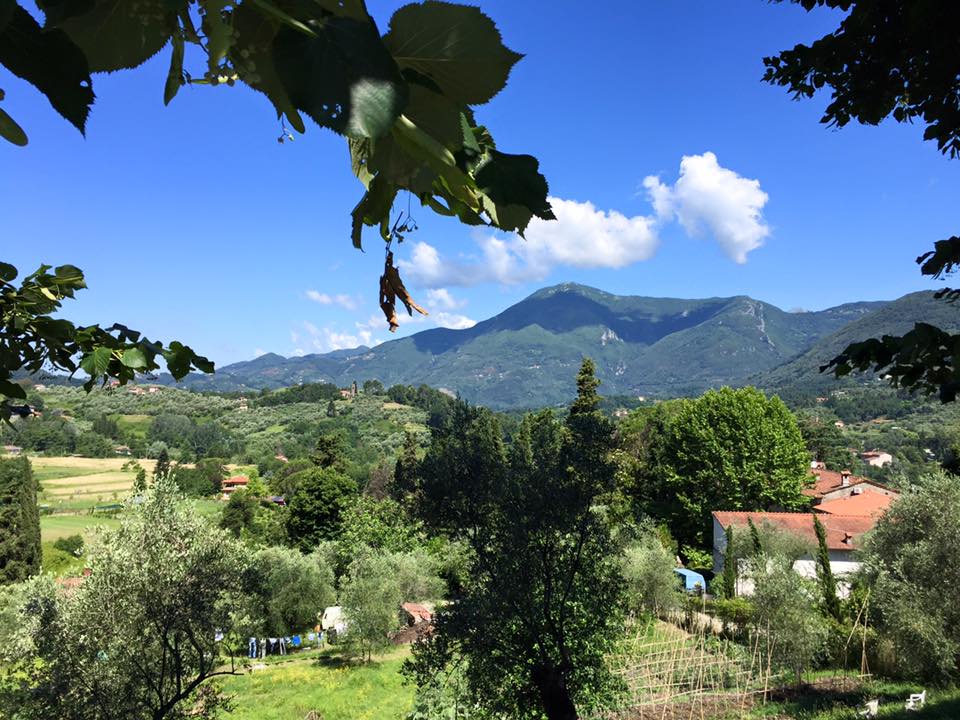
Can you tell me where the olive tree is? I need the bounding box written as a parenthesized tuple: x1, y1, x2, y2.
(862, 471, 960, 681)
(0, 479, 247, 720)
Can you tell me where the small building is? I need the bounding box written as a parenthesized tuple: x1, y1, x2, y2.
(861, 450, 894, 468)
(673, 568, 706, 593)
(804, 469, 898, 504)
(834, 420, 845, 429)
(267, 495, 286, 506)
(114, 445, 132, 456)
(129, 386, 146, 396)
(222, 476, 249, 495)
(2, 445, 22, 456)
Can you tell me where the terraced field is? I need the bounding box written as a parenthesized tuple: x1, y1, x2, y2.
(33, 457, 157, 510)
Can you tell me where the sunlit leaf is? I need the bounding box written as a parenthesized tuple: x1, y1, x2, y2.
(383, 1, 522, 106)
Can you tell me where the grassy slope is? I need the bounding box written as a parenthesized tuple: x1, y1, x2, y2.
(221, 649, 413, 720)
(754, 680, 960, 719)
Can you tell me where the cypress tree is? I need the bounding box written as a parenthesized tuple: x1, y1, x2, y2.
(813, 515, 842, 620)
(748, 517, 763, 556)
(392, 431, 420, 501)
(153, 448, 170, 482)
(722, 525, 737, 598)
(0, 456, 41, 583)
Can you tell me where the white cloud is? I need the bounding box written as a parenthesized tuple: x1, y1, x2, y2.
(426, 288, 466, 310)
(642, 152, 770, 264)
(254, 347, 267, 358)
(305, 290, 358, 310)
(299, 320, 373, 353)
(396, 153, 770, 287)
(400, 197, 660, 288)
(434, 312, 476, 330)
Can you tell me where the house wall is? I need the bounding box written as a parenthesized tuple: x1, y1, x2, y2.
(713, 518, 860, 597)
(819, 483, 898, 503)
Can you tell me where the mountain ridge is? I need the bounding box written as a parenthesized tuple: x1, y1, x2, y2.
(161, 282, 931, 408)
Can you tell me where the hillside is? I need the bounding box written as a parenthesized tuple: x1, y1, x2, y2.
(757, 291, 960, 396)
(165, 283, 899, 408)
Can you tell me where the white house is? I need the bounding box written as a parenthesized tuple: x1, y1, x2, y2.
(712, 511, 877, 597)
(861, 450, 894, 468)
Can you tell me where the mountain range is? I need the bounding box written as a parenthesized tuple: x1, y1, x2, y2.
(166, 284, 959, 408)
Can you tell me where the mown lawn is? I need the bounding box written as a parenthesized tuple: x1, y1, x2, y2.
(221, 649, 414, 720)
(40, 513, 122, 542)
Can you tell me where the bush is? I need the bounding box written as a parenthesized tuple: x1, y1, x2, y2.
(621, 531, 681, 617)
(862, 471, 960, 682)
(52, 535, 84, 556)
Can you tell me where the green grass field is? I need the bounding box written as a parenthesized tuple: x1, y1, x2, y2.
(221, 649, 414, 720)
(755, 681, 960, 719)
(40, 513, 122, 543)
(30, 456, 157, 511)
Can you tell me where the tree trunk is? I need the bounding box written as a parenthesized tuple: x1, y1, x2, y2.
(532, 665, 578, 720)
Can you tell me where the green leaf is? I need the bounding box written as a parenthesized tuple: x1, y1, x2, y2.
(0, 379, 27, 400)
(351, 175, 398, 248)
(40, 0, 180, 73)
(474, 149, 554, 233)
(164, 32, 184, 105)
(80, 346, 114, 377)
(272, 16, 408, 138)
(230, 3, 306, 133)
(402, 82, 463, 150)
(120, 347, 148, 369)
(383, 1, 522, 106)
(0, 4, 94, 132)
(0, 106, 26, 146)
(0, 261, 17, 282)
(203, 0, 233, 74)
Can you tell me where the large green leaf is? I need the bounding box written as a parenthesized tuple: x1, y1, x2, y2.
(383, 1, 522, 106)
(80, 346, 113, 377)
(39, 0, 181, 72)
(272, 15, 407, 138)
(0, 106, 27, 146)
(0, 4, 93, 132)
(402, 82, 463, 150)
(230, 3, 305, 133)
(474, 149, 554, 234)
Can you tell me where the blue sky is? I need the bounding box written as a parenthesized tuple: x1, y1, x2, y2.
(2, 1, 958, 367)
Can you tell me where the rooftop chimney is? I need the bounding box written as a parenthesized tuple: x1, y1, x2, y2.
(841, 470, 851, 487)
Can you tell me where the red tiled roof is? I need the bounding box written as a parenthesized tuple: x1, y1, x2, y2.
(814, 492, 893, 518)
(713, 511, 876, 551)
(223, 476, 248, 486)
(401, 602, 433, 624)
(802, 469, 888, 498)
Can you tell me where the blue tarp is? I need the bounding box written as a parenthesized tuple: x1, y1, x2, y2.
(673, 568, 706, 592)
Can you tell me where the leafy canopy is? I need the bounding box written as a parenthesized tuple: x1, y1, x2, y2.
(0, 1, 553, 245)
(628, 386, 810, 552)
(0, 263, 212, 421)
(408, 360, 625, 720)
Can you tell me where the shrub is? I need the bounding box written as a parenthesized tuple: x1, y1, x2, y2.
(52, 535, 84, 556)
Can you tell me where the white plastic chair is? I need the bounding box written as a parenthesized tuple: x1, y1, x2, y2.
(905, 690, 926, 711)
(858, 699, 879, 718)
